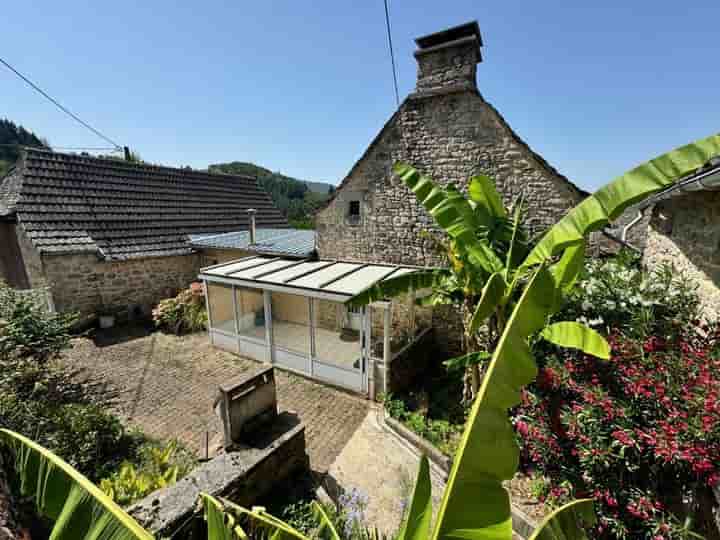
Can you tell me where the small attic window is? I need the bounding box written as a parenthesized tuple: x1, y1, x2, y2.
(348, 200, 361, 224)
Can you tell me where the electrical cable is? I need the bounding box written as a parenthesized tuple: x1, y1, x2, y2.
(383, 0, 400, 106)
(0, 56, 122, 149)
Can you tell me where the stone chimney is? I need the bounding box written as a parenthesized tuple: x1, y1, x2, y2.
(414, 21, 482, 94)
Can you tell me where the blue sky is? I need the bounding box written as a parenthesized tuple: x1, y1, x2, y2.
(2, 1, 718, 190)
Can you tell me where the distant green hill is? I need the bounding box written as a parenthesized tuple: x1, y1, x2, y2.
(208, 161, 334, 229)
(0, 119, 47, 176)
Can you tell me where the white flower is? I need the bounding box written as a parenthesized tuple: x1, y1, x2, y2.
(588, 317, 604, 327)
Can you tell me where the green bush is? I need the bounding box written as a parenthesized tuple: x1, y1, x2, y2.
(384, 395, 463, 456)
(152, 284, 207, 335)
(0, 282, 76, 362)
(100, 441, 194, 506)
(0, 355, 137, 481)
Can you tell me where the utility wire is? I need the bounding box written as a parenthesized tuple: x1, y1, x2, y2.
(383, 0, 400, 106)
(0, 56, 122, 150)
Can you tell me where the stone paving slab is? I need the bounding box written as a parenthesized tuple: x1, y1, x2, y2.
(60, 325, 369, 474)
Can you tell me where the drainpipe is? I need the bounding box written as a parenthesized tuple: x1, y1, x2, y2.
(621, 208, 645, 244)
(247, 208, 257, 245)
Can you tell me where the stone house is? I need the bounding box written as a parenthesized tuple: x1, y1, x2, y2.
(315, 21, 586, 353)
(0, 148, 289, 317)
(633, 156, 720, 319)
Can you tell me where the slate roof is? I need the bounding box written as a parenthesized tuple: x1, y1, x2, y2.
(189, 228, 316, 258)
(1, 148, 288, 260)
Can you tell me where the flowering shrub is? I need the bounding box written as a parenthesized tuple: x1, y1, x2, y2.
(152, 283, 207, 334)
(557, 251, 700, 339)
(516, 323, 720, 539)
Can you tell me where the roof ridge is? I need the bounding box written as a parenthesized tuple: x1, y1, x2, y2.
(22, 147, 258, 183)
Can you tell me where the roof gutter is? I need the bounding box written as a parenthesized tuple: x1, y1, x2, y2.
(620, 157, 720, 247)
(638, 157, 720, 210)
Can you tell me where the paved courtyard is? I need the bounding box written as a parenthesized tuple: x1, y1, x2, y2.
(59, 324, 369, 474)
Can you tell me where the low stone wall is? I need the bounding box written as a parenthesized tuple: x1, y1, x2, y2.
(129, 413, 307, 538)
(41, 252, 201, 315)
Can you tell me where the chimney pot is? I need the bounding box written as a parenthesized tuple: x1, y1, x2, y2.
(414, 21, 482, 94)
(247, 208, 257, 244)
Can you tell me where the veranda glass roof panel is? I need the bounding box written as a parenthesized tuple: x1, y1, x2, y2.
(261, 261, 334, 284)
(289, 263, 359, 289)
(204, 257, 273, 277)
(229, 259, 301, 280)
(325, 265, 399, 295)
(200, 257, 432, 301)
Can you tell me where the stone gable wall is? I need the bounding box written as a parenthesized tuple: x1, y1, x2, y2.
(643, 193, 720, 320)
(316, 91, 581, 267)
(316, 90, 583, 355)
(41, 251, 201, 315)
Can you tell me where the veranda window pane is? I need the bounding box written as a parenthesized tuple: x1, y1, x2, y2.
(235, 287, 266, 341)
(207, 283, 235, 334)
(271, 292, 310, 354)
(314, 299, 361, 370)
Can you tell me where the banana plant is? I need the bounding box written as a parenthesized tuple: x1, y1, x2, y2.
(0, 428, 153, 540)
(202, 264, 600, 540)
(349, 133, 720, 399)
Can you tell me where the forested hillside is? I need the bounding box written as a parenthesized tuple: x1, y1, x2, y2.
(208, 161, 334, 229)
(0, 119, 47, 176)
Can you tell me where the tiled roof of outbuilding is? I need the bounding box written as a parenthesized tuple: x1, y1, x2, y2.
(3, 148, 287, 260)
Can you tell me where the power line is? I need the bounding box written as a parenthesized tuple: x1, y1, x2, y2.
(0, 56, 122, 150)
(383, 0, 400, 106)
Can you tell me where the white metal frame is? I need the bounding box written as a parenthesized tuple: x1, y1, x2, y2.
(200, 256, 432, 396)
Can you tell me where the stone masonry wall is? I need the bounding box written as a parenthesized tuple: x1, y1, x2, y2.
(643, 193, 720, 320)
(316, 90, 583, 354)
(316, 91, 582, 266)
(15, 222, 46, 288)
(42, 251, 201, 315)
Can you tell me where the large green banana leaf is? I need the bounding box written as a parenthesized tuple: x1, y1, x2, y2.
(203, 493, 244, 540)
(468, 175, 507, 220)
(396, 456, 433, 540)
(431, 265, 556, 540)
(312, 501, 342, 540)
(393, 163, 503, 275)
(468, 272, 507, 334)
(203, 494, 308, 540)
(523, 133, 720, 268)
(347, 269, 449, 308)
(540, 322, 610, 360)
(0, 428, 153, 540)
(528, 499, 595, 540)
